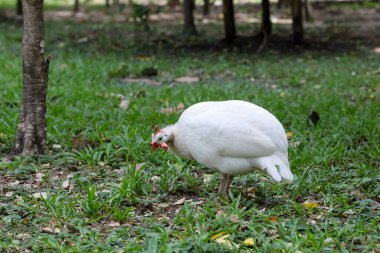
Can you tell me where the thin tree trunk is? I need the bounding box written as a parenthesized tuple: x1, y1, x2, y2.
(304, 0, 313, 21)
(13, 0, 49, 156)
(74, 0, 79, 13)
(168, 0, 180, 9)
(277, 0, 285, 9)
(260, 0, 272, 36)
(291, 0, 303, 45)
(222, 0, 236, 43)
(16, 0, 23, 15)
(106, 0, 110, 8)
(203, 0, 210, 16)
(183, 0, 197, 35)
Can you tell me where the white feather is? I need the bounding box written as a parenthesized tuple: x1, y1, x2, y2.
(166, 100, 293, 183)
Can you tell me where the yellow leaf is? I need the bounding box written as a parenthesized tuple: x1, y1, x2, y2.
(242, 238, 255, 246)
(269, 216, 278, 223)
(287, 132, 294, 139)
(303, 202, 318, 208)
(215, 234, 230, 241)
(211, 232, 228, 240)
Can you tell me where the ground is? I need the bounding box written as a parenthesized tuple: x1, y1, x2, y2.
(0, 1, 379, 252)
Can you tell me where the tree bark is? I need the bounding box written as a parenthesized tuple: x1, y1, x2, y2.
(260, 0, 272, 36)
(222, 0, 236, 43)
(303, 0, 313, 21)
(291, 0, 303, 45)
(74, 0, 79, 13)
(13, 0, 49, 156)
(16, 0, 23, 15)
(168, 0, 180, 9)
(183, 0, 197, 35)
(203, 0, 210, 16)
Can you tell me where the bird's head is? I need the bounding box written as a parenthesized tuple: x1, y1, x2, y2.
(150, 125, 173, 152)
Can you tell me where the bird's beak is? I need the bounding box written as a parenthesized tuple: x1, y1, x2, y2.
(150, 141, 169, 152)
(150, 141, 159, 151)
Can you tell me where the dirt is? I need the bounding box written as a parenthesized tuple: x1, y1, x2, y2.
(2, 2, 378, 54)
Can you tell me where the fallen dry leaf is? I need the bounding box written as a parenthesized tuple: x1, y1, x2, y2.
(123, 77, 160, 86)
(16, 233, 31, 240)
(35, 173, 43, 182)
(211, 231, 228, 240)
(173, 197, 186, 205)
(247, 187, 257, 197)
(33, 192, 47, 199)
(96, 92, 124, 99)
(324, 237, 334, 244)
(176, 102, 185, 111)
(160, 102, 186, 114)
(77, 37, 88, 43)
(135, 162, 146, 171)
(109, 221, 120, 227)
(242, 237, 255, 246)
(150, 175, 160, 182)
(269, 216, 278, 223)
(343, 209, 355, 215)
(230, 214, 239, 223)
(290, 141, 302, 148)
(52, 144, 62, 149)
(211, 232, 237, 249)
(119, 99, 130, 110)
(72, 135, 97, 151)
(62, 179, 70, 189)
(157, 203, 169, 208)
(5, 192, 14, 197)
(174, 76, 199, 83)
(42, 227, 61, 234)
(203, 174, 213, 183)
(9, 180, 20, 186)
(115, 168, 124, 177)
(302, 201, 318, 209)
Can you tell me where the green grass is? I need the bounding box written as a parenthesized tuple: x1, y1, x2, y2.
(0, 17, 379, 252)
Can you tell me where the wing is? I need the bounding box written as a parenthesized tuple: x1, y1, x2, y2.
(179, 108, 277, 159)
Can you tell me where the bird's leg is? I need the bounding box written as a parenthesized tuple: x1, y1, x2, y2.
(223, 174, 234, 196)
(218, 174, 228, 195)
(218, 174, 234, 196)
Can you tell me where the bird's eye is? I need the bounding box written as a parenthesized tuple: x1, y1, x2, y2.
(158, 137, 163, 141)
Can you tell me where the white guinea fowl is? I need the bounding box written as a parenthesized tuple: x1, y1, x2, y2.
(151, 100, 293, 196)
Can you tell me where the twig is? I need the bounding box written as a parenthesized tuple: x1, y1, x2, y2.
(256, 29, 268, 54)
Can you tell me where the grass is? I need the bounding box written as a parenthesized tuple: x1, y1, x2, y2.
(0, 12, 380, 252)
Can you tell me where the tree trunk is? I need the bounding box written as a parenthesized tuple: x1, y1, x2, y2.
(16, 0, 23, 15)
(183, 0, 197, 35)
(13, 0, 49, 156)
(74, 0, 79, 13)
(291, 0, 303, 45)
(260, 0, 272, 36)
(303, 0, 313, 21)
(106, 0, 110, 8)
(168, 0, 180, 9)
(203, 0, 210, 16)
(222, 0, 236, 43)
